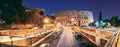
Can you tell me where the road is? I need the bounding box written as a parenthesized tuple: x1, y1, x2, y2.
(37, 26, 97, 47)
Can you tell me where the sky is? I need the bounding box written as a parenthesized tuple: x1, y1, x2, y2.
(22, 0, 120, 21)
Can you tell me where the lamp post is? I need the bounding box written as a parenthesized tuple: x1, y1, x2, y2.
(10, 36, 13, 47)
(10, 36, 23, 47)
(10, 31, 13, 47)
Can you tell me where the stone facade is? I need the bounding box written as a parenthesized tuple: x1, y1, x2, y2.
(54, 10, 94, 26)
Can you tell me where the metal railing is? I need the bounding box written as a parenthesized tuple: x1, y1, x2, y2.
(105, 30, 120, 47)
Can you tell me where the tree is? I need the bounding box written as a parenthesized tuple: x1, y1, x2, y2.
(89, 22, 95, 26)
(98, 11, 102, 22)
(119, 20, 120, 26)
(0, 0, 26, 24)
(0, 0, 20, 24)
(110, 16, 120, 27)
(50, 16, 55, 20)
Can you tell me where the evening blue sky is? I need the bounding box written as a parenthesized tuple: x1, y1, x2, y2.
(22, 0, 120, 21)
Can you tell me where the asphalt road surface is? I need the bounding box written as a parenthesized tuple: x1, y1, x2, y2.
(38, 26, 97, 47)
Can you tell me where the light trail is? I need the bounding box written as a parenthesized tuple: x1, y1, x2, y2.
(57, 26, 78, 47)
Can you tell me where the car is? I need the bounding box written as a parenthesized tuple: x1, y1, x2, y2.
(39, 43, 51, 47)
(76, 35, 82, 40)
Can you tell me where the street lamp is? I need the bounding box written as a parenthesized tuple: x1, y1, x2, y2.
(43, 18, 49, 28)
(44, 18, 49, 23)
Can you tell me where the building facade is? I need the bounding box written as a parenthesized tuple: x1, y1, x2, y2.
(25, 8, 45, 26)
(54, 10, 94, 26)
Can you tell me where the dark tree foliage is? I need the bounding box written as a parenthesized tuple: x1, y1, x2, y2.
(50, 16, 55, 20)
(103, 19, 110, 22)
(110, 16, 120, 27)
(0, 0, 26, 24)
(39, 11, 44, 16)
(89, 22, 95, 26)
